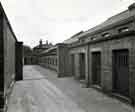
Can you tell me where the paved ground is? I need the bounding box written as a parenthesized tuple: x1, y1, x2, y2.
(8, 65, 134, 112)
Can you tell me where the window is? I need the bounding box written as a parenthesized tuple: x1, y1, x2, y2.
(91, 36, 96, 40)
(118, 27, 129, 33)
(102, 33, 110, 37)
(79, 39, 85, 43)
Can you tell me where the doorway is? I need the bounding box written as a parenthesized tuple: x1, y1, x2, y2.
(79, 53, 86, 79)
(112, 49, 129, 97)
(92, 52, 101, 85)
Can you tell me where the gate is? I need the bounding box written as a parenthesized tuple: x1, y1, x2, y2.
(113, 49, 129, 97)
(92, 52, 101, 85)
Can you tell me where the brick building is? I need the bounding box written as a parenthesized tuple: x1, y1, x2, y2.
(0, 3, 23, 112)
(38, 3, 135, 104)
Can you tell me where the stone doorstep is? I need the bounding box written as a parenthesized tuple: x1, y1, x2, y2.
(90, 85, 134, 106)
(111, 93, 133, 105)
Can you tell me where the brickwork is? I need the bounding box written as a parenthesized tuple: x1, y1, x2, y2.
(0, 3, 23, 111)
(3, 14, 16, 111)
(87, 35, 135, 103)
(0, 10, 4, 111)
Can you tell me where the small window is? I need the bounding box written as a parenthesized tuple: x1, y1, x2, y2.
(91, 36, 96, 40)
(119, 27, 129, 33)
(102, 33, 110, 37)
(56, 59, 57, 65)
(79, 39, 85, 43)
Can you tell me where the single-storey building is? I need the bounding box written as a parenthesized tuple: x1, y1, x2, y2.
(38, 3, 135, 104)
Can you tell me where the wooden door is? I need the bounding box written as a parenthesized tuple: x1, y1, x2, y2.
(113, 49, 129, 97)
(79, 53, 85, 79)
(71, 54, 75, 76)
(92, 52, 101, 85)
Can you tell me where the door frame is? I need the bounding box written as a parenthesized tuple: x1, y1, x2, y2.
(91, 51, 101, 86)
(112, 49, 129, 97)
(79, 53, 86, 79)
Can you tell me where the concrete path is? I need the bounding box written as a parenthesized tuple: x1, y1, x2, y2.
(8, 65, 134, 112)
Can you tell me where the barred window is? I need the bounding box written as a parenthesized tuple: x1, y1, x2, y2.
(102, 33, 110, 37)
(119, 27, 129, 33)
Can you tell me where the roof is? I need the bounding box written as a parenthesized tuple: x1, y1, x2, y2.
(63, 31, 84, 44)
(63, 36, 79, 44)
(78, 8, 134, 38)
(40, 46, 57, 55)
(63, 6, 135, 44)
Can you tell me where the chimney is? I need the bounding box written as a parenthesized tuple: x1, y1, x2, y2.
(46, 40, 48, 45)
(128, 3, 135, 11)
(39, 39, 42, 46)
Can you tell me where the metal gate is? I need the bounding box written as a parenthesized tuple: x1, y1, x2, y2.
(79, 53, 85, 79)
(113, 49, 129, 97)
(92, 52, 101, 85)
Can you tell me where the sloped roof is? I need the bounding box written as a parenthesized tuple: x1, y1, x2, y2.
(63, 8, 133, 44)
(63, 36, 79, 44)
(63, 31, 84, 44)
(78, 9, 133, 38)
(40, 46, 57, 55)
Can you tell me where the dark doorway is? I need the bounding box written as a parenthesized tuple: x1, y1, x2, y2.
(92, 52, 101, 85)
(79, 53, 85, 79)
(71, 54, 75, 76)
(112, 49, 129, 97)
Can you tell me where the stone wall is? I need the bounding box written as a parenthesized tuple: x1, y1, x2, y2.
(39, 55, 58, 71)
(57, 44, 72, 77)
(69, 45, 89, 82)
(0, 5, 23, 111)
(3, 14, 16, 111)
(0, 10, 4, 112)
(88, 35, 135, 103)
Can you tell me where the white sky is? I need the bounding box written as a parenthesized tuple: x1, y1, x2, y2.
(1, 0, 135, 47)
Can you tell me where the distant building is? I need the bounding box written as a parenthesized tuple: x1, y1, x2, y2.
(33, 40, 53, 54)
(24, 40, 53, 65)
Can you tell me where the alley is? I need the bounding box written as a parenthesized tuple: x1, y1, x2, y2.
(8, 66, 133, 112)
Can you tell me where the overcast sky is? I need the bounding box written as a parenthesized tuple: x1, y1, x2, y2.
(1, 0, 135, 47)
